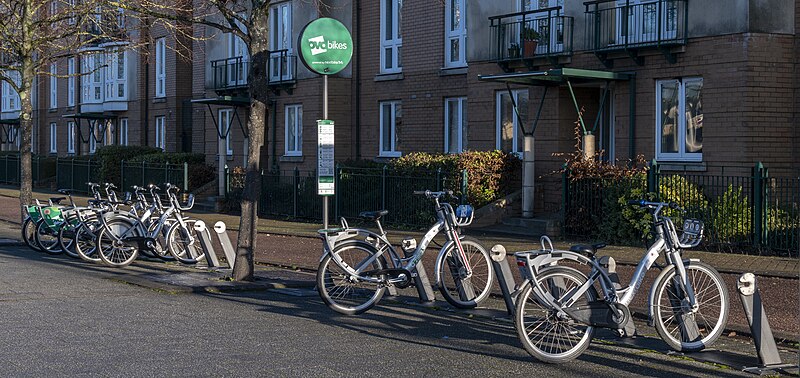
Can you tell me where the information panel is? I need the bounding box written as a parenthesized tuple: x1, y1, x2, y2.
(317, 120, 335, 196)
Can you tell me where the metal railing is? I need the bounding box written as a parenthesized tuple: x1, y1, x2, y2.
(584, 0, 688, 51)
(120, 161, 188, 192)
(268, 49, 297, 85)
(0, 154, 57, 186)
(56, 158, 100, 193)
(490, 7, 574, 61)
(563, 162, 800, 257)
(212, 56, 249, 91)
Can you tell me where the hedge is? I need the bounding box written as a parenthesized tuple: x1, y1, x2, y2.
(94, 145, 162, 185)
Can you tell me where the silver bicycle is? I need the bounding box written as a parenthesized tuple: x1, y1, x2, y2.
(317, 190, 495, 315)
(513, 200, 729, 363)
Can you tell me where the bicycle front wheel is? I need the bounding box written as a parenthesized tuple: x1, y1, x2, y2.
(166, 219, 204, 264)
(22, 217, 42, 252)
(74, 223, 101, 263)
(35, 219, 62, 255)
(437, 236, 494, 308)
(317, 241, 386, 315)
(652, 261, 729, 352)
(515, 266, 596, 364)
(97, 219, 140, 267)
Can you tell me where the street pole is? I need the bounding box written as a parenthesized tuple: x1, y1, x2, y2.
(322, 74, 329, 230)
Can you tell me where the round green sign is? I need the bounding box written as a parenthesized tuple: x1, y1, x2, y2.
(298, 18, 353, 75)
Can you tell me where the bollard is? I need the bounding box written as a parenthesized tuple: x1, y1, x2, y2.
(213, 221, 236, 269)
(193, 220, 220, 268)
(402, 244, 435, 303)
(737, 272, 796, 374)
(490, 244, 517, 316)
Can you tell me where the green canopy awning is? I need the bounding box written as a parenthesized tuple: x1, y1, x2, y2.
(478, 68, 633, 86)
(0, 118, 20, 125)
(62, 112, 118, 120)
(190, 96, 251, 107)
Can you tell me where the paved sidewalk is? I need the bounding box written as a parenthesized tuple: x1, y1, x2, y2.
(2, 186, 797, 279)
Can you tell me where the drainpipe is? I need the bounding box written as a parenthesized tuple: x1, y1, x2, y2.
(522, 134, 535, 218)
(271, 99, 277, 172)
(143, 43, 150, 146)
(354, 0, 361, 159)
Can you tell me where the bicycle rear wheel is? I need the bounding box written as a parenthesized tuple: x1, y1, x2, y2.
(35, 219, 62, 255)
(515, 266, 596, 364)
(436, 236, 494, 308)
(166, 220, 204, 264)
(652, 261, 729, 352)
(317, 241, 386, 315)
(22, 217, 42, 252)
(97, 219, 140, 267)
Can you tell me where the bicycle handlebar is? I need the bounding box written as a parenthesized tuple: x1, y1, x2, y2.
(628, 200, 683, 212)
(413, 190, 453, 198)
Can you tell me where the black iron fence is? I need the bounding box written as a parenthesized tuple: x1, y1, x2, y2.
(212, 56, 249, 91)
(0, 154, 57, 186)
(584, 0, 688, 51)
(55, 158, 100, 193)
(120, 161, 187, 192)
(563, 162, 799, 257)
(490, 7, 574, 61)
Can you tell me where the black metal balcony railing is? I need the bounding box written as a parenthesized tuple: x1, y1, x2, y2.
(584, 0, 688, 52)
(268, 49, 297, 86)
(212, 56, 249, 91)
(490, 7, 574, 62)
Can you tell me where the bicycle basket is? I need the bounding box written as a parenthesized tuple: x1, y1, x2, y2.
(678, 219, 704, 248)
(454, 204, 474, 226)
(178, 194, 195, 211)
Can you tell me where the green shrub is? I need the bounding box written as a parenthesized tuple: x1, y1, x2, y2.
(129, 152, 207, 165)
(94, 145, 162, 185)
(709, 185, 751, 243)
(595, 173, 653, 245)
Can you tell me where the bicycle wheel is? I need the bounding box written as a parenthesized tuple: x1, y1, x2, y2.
(146, 219, 174, 260)
(166, 219, 204, 264)
(651, 261, 729, 352)
(436, 236, 494, 308)
(317, 241, 386, 315)
(97, 218, 140, 267)
(58, 223, 79, 258)
(35, 219, 62, 255)
(74, 223, 101, 263)
(22, 217, 42, 252)
(515, 266, 596, 364)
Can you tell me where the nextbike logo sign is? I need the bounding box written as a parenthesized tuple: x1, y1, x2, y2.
(298, 18, 353, 75)
(307, 35, 349, 56)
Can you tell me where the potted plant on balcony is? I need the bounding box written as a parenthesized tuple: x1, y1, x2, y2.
(521, 27, 541, 58)
(507, 43, 521, 59)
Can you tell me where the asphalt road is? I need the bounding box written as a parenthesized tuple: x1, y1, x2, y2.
(0, 246, 778, 377)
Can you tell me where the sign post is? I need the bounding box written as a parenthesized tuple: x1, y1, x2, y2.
(298, 18, 353, 229)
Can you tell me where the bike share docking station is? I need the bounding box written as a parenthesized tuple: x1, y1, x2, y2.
(192, 220, 237, 270)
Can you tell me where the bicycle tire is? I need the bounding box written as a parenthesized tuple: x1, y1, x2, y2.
(165, 219, 204, 264)
(651, 261, 729, 352)
(436, 236, 494, 309)
(22, 217, 42, 252)
(35, 219, 63, 255)
(74, 221, 102, 263)
(515, 266, 596, 364)
(97, 218, 140, 267)
(145, 219, 174, 260)
(58, 223, 80, 258)
(317, 240, 386, 315)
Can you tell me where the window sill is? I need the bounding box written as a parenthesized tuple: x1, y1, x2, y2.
(153, 97, 166, 103)
(377, 152, 401, 159)
(657, 161, 706, 172)
(48, 108, 58, 113)
(374, 73, 404, 82)
(280, 155, 304, 163)
(439, 66, 468, 76)
(216, 154, 234, 162)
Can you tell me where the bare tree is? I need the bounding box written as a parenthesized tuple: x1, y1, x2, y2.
(0, 0, 134, 219)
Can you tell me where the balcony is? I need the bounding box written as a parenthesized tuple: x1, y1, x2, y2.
(268, 49, 297, 93)
(584, 0, 688, 65)
(490, 7, 574, 71)
(212, 57, 249, 93)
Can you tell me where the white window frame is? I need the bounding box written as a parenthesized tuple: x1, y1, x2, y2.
(155, 116, 166, 150)
(67, 121, 75, 153)
(67, 0, 75, 24)
(104, 49, 127, 101)
(119, 118, 128, 146)
(444, 0, 466, 68)
(67, 57, 75, 107)
(615, 0, 677, 45)
(155, 38, 166, 98)
(218, 109, 234, 155)
(116, 7, 125, 28)
(31, 124, 37, 153)
(655, 77, 703, 162)
(49, 63, 57, 109)
(49, 123, 57, 153)
(379, 100, 402, 157)
(2, 71, 21, 112)
(81, 52, 103, 104)
(444, 97, 467, 153)
(495, 89, 528, 155)
(269, 2, 293, 83)
(380, 0, 403, 74)
(284, 104, 302, 157)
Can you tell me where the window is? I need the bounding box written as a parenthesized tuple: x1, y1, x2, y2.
(380, 0, 403, 73)
(616, 0, 677, 44)
(67, 57, 75, 107)
(31, 124, 37, 153)
(496, 90, 528, 154)
(67, 121, 75, 153)
(155, 38, 166, 98)
(155, 116, 165, 150)
(284, 105, 302, 156)
(81, 52, 103, 104)
(105, 49, 127, 100)
(49, 0, 57, 16)
(379, 101, 402, 157)
(218, 109, 233, 155)
(445, 97, 467, 153)
(119, 118, 128, 146)
(523, 0, 565, 54)
(88, 124, 99, 154)
(116, 7, 125, 28)
(49, 123, 57, 153)
(444, 0, 466, 68)
(50, 63, 57, 109)
(67, 0, 75, 24)
(269, 3, 293, 82)
(228, 33, 248, 86)
(656, 78, 703, 162)
(1, 71, 21, 112)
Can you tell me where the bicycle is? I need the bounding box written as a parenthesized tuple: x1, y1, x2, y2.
(512, 200, 729, 363)
(317, 190, 494, 315)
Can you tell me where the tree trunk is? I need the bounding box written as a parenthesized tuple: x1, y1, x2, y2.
(232, 8, 270, 281)
(18, 60, 34, 222)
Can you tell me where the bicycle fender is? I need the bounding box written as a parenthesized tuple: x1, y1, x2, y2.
(433, 240, 456, 288)
(646, 258, 701, 325)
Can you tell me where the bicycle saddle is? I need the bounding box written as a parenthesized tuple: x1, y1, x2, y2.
(50, 197, 66, 205)
(569, 243, 607, 258)
(57, 189, 72, 195)
(359, 210, 388, 221)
